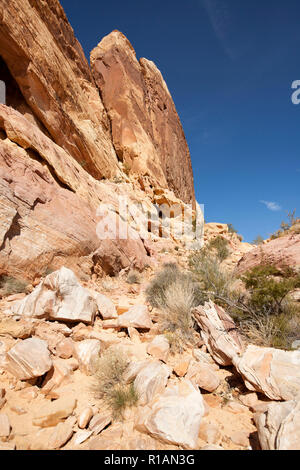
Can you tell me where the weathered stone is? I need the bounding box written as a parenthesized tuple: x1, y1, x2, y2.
(173, 358, 191, 377)
(55, 338, 74, 359)
(0, 319, 34, 339)
(42, 358, 76, 393)
(32, 396, 76, 427)
(255, 400, 300, 450)
(230, 430, 250, 447)
(74, 339, 101, 375)
(147, 335, 169, 362)
(134, 361, 171, 405)
(74, 429, 93, 445)
(233, 345, 300, 400)
(186, 360, 220, 393)
(136, 380, 205, 449)
(193, 301, 244, 366)
(118, 305, 153, 330)
(198, 422, 221, 445)
(90, 292, 118, 320)
(78, 407, 94, 429)
(5, 337, 52, 380)
(89, 411, 112, 435)
(10, 268, 98, 324)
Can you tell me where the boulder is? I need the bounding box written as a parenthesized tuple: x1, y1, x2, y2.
(146, 335, 169, 362)
(192, 301, 245, 366)
(90, 292, 117, 320)
(32, 396, 76, 427)
(136, 380, 205, 449)
(118, 305, 153, 330)
(134, 361, 171, 405)
(255, 400, 300, 450)
(74, 339, 101, 376)
(186, 360, 220, 392)
(9, 267, 98, 324)
(233, 345, 300, 400)
(4, 337, 52, 380)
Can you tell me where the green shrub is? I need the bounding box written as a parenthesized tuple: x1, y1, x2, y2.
(0, 275, 28, 296)
(252, 235, 264, 246)
(92, 348, 138, 419)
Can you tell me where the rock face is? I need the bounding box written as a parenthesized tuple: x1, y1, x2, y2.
(9, 267, 98, 324)
(236, 233, 300, 273)
(91, 31, 195, 205)
(0, 0, 119, 179)
(136, 380, 205, 449)
(4, 337, 52, 380)
(233, 345, 300, 400)
(255, 400, 300, 450)
(192, 301, 245, 366)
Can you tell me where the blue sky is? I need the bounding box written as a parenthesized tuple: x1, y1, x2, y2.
(61, 0, 300, 242)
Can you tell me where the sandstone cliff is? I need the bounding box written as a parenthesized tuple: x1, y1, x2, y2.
(0, 0, 196, 281)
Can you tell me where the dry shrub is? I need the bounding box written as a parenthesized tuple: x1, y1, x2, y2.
(126, 269, 141, 285)
(92, 348, 138, 419)
(0, 275, 28, 296)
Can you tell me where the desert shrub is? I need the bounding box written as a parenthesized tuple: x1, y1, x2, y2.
(92, 348, 138, 419)
(126, 269, 141, 284)
(252, 235, 264, 245)
(189, 250, 236, 302)
(227, 223, 238, 234)
(0, 275, 28, 296)
(241, 265, 300, 316)
(145, 263, 204, 309)
(206, 236, 230, 261)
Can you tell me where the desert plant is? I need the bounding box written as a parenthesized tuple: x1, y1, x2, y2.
(92, 348, 138, 419)
(227, 223, 238, 234)
(126, 269, 141, 284)
(252, 235, 264, 245)
(0, 275, 28, 296)
(145, 263, 204, 309)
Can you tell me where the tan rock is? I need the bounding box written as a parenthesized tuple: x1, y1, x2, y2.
(32, 396, 76, 427)
(193, 301, 244, 366)
(78, 407, 94, 429)
(118, 305, 153, 330)
(186, 360, 220, 392)
(230, 430, 250, 447)
(201, 444, 224, 450)
(147, 335, 169, 362)
(134, 361, 171, 405)
(5, 337, 52, 380)
(91, 30, 195, 205)
(198, 422, 221, 445)
(136, 380, 205, 449)
(233, 345, 300, 400)
(10, 267, 98, 324)
(74, 429, 93, 445)
(128, 327, 141, 344)
(255, 400, 300, 450)
(0, 413, 10, 437)
(89, 411, 112, 435)
(239, 392, 258, 408)
(0, 319, 34, 339)
(90, 292, 117, 320)
(173, 358, 191, 377)
(74, 339, 101, 375)
(55, 338, 74, 359)
(42, 358, 76, 393)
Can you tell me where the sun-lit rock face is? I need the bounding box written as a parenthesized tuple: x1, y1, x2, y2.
(91, 30, 195, 205)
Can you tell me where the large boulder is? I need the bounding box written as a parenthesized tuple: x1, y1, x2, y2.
(192, 301, 245, 366)
(233, 345, 300, 400)
(255, 400, 300, 450)
(9, 267, 98, 324)
(4, 337, 52, 380)
(136, 380, 205, 449)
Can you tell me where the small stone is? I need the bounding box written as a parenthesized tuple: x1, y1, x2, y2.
(74, 429, 93, 445)
(147, 335, 169, 362)
(89, 411, 112, 435)
(230, 430, 250, 447)
(78, 407, 93, 429)
(0, 413, 11, 437)
(32, 396, 76, 427)
(55, 338, 74, 359)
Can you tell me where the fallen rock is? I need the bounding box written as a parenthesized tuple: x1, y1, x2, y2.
(230, 430, 250, 447)
(186, 360, 220, 393)
(134, 361, 171, 405)
(91, 292, 118, 320)
(0, 319, 34, 339)
(147, 335, 169, 362)
(5, 337, 52, 380)
(55, 338, 74, 359)
(118, 305, 153, 330)
(136, 380, 205, 449)
(74, 429, 93, 445)
(173, 358, 191, 377)
(89, 411, 112, 435)
(233, 345, 300, 400)
(255, 400, 300, 450)
(42, 358, 77, 393)
(78, 407, 94, 429)
(9, 267, 98, 324)
(239, 392, 258, 408)
(192, 301, 244, 366)
(74, 339, 101, 375)
(30, 416, 76, 450)
(32, 396, 76, 427)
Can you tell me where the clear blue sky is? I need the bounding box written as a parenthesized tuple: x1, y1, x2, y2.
(61, 0, 300, 243)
